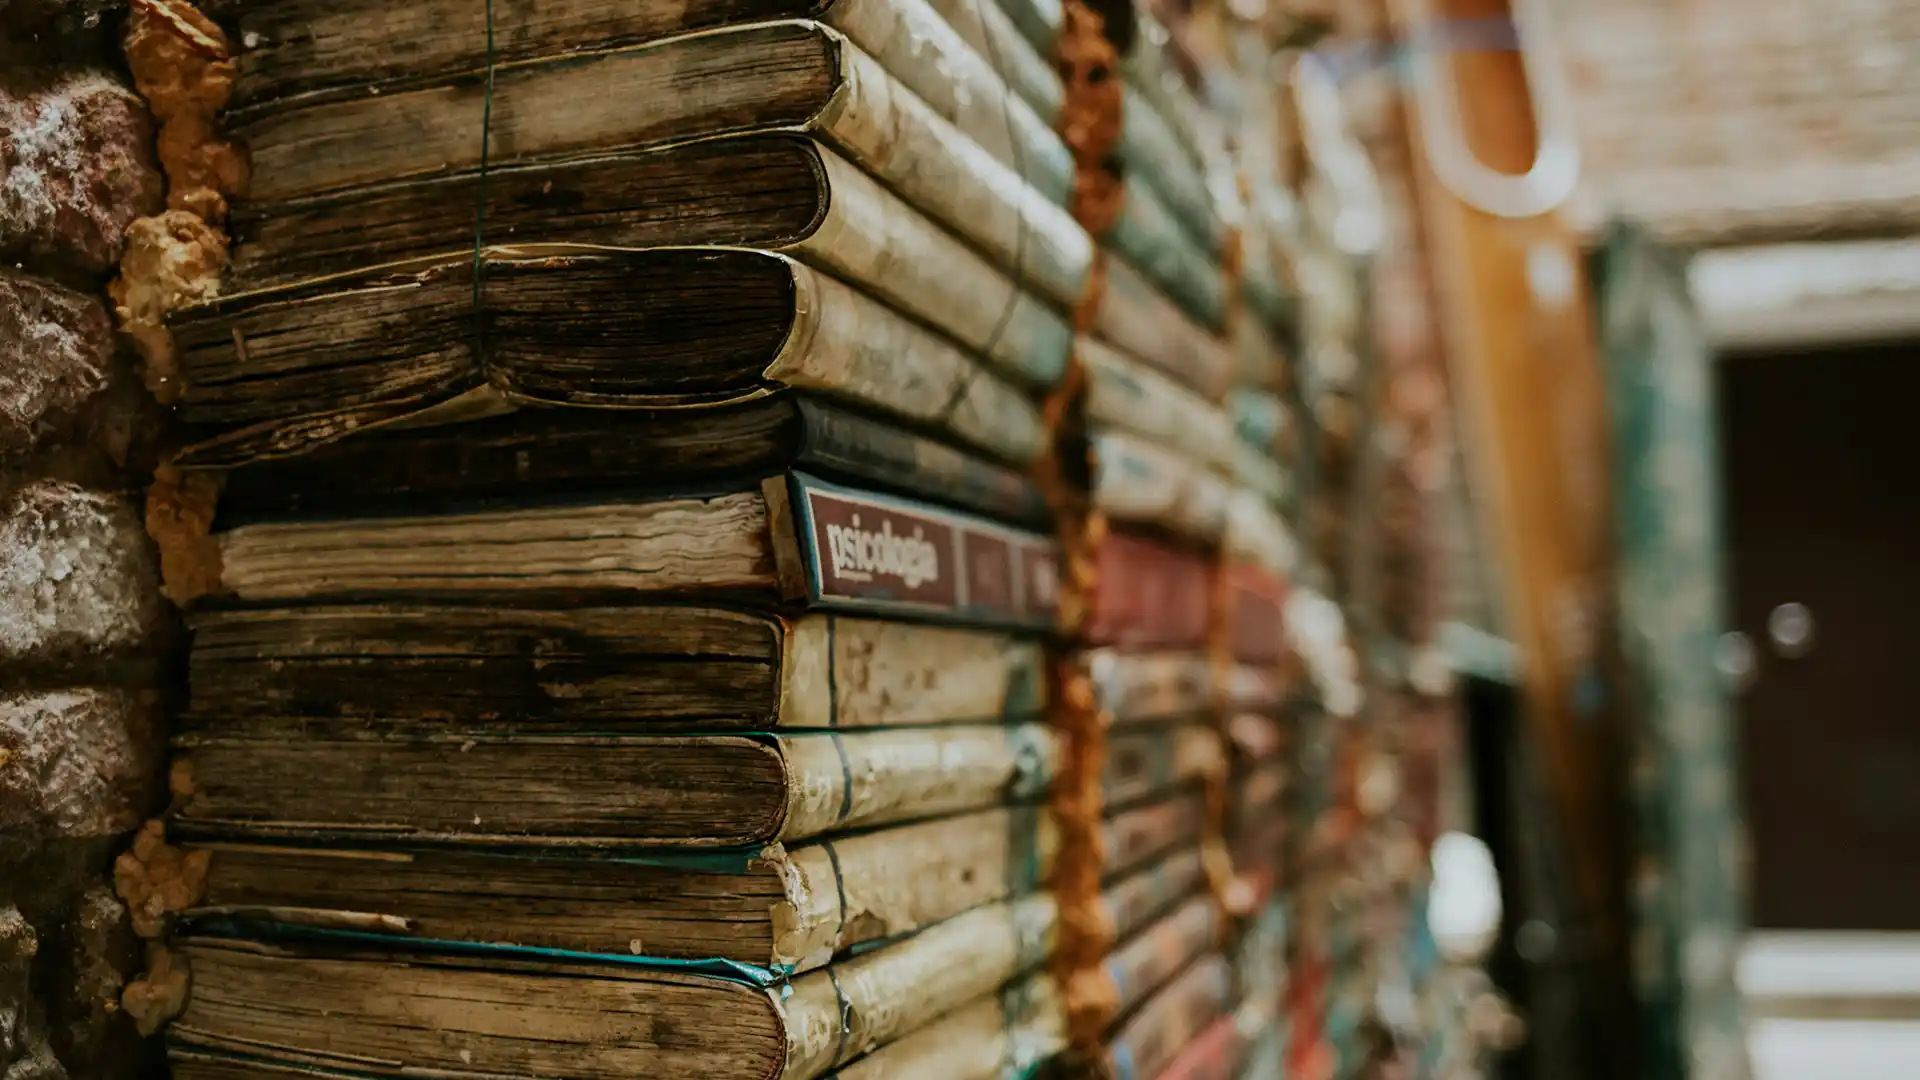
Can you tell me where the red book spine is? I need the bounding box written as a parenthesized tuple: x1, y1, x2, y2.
(1227, 563, 1289, 665)
(1086, 531, 1214, 649)
(1149, 1012, 1250, 1080)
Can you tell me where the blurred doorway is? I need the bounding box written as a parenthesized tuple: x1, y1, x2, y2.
(1720, 332, 1920, 1080)
(1720, 339, 1920, 932)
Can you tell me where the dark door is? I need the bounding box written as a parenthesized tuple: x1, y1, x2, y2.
(1722, 339, 1920, 930)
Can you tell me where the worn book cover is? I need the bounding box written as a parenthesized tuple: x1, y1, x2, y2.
(195, 395, 1052, 530)
(175, 737, 1211, 967)
(169, 892, 1057, 1080)
(203, 471, 1058, 632)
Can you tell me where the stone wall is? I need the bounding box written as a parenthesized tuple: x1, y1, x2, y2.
(1, 4, 173, 1078)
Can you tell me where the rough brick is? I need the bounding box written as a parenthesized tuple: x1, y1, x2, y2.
(0, 482, 163, 663)
(1558, 0, 1920, 243)
(0, 68, 163, 277)
(47, 886, 142, 1077)
(0, 688, 160, 849)
(0, 907, 62, 1080)
(0, 271, 115, 460)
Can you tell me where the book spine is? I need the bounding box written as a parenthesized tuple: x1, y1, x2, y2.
(818, 39, 1093, 310)
(1086, 649, 1215, 725)
(795, 149, 1072, 391)
(785, 471, 1059, 630)
(917, 0, 1228, 334)
(774, 268, 1047, 471)
(1107, 897, 1221, 1019)
(1096, 240, 1237, 402)
(1085, 532, 1216, 651)
(1117, 92, 1224, 259)
(922, 0, 1062, 127)
(790, 397, 1052, 528)
(1226, 389, 1290, 456)
(1104, 724, 1223, 811)
(1090, 430, 1231, 544)
(824, 977, 1067, 1080)
(779, 614, 1048, 731)
(1107, 955, 1235, 1080)
(988, 0, 1222, 255)
(1103, 793, 1204, 884)
(1084, 337, 1241, 474)
(822, 0, 1074, 204)
(1225, 565, 1288, 666)
(1148, 1011, 1253, 1080)
(1117, 9, 1211, 174)
(778, 723, 1057, 843)
(1110, 178, 1228, 331)
(1106, 849, 1207, 943)
(776, 805, 1057, 971)
(187, 604, 785, 730)
(1239, 260, 1295, 340)
(782, 893, 1058, 1078)
(1231, 309, 1290, 394)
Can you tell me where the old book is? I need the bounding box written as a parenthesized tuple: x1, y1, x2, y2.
(1086, 339, 1241, 476)
(185, 807, 1049, 972)
(186, 605, 1045, 733)
(206, 471, 1059, 632)
(226, 0, 1235, 336)
(1093, 430, 1233, 544)
(1088, 650, 1216, 725)
(1104, 724, 1222, 811)
(175, 729, 1208, 966)
(1228, 388, 1296, 459)
(970, 0, 1224, 259)
(173, 720, 1055, 848)
(1106, 955, 1236, 1080)
(227, 0, 1077, 203)
(1152, 1006, 1263, 1080)
(1087, 533, 1216, 651)
(181, 242, 1055, 457)
(224, 20, 1090, 346)
(181, 760, 1205, 973)
(1096, 243, 1237, 401)
(1108, 896, 1223, 1025)
(826, 975, 1065, 1080)
(1233, 321, 1293, 399)
(1104, 793, 1206, 885)
(1108, 847, 1208, 943)
(169, 891, 1058, 1080)
(194, 395, 1052, 529)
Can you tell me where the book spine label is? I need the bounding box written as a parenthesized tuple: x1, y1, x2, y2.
(1086, 532, 1214, 650)
(789, 471, 1057, 630)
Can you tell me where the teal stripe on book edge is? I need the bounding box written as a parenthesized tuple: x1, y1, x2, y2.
(178, 919, 782, 987)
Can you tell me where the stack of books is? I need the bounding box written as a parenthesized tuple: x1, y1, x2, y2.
(154, 2, 1099, 1078)
(119, 1, 1329, 1079)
